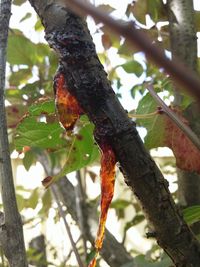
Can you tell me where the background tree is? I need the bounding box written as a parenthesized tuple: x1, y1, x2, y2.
(0, 0, 27, 266)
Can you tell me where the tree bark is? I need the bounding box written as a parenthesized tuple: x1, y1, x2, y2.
(167, 0, 197, 104)
(29, 1, 200, 266)
(0, 1, 27, 266)
(167, 0, 200, 235)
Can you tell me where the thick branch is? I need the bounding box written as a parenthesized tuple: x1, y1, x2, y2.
(29, 1, 200, 266)
(65, 0, 200, 102)
(0, 1, 27, 266)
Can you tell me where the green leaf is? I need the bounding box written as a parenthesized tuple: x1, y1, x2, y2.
(23, 150, 36, 171)
(20, 12, 32, 23)
(101, 25, 121, 49)
(28, 189, 39, 209)
(35, 43, 50, 63)
(110, 199, 131, 209)
(132, 0, 147, 24)
(15, 116, 66, 151)
(34, 19, 44, 31)
(7, 30, 37, 66)
(16, 194, 25, 212)
(97, 4, 115, 14)
(9, 68, 32, 86)
(124, 215, 145, 232)
(121, 60, 143, 77)
(110, 199, 131, 219)
(39, 189, 52, 217)
(147, 0, 166, 22)
(131, 84, 145, 98)
(136, 93, 165, 149)
(7, 30, 47, 66)
(183, 205, 200, 225)
(29, 99, 55, 116)
(86, 249, 97, 265)
(6, 104, 27, 129)
(48, 121, 99, 185)
(13, 0, 26, 5)
(133, 255, 172, 267)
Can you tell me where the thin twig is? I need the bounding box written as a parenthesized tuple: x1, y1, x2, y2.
(65, 0, 200, 102)
(128, 111, 158, 119)
(147, 84, 200, 151)
(51, 185, 85, 267)
(0, 1, 27, 266)
(75, 170, 87, 261)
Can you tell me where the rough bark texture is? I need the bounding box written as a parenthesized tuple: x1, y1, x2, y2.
(29, 1, 200, 266)
(0, 1, 27, 266)
(167, 0, 197, 104)
(167, 0, 200, 235)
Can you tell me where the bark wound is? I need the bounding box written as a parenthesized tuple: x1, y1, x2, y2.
(88, 142, 116, 267)
(54, 69, 116, 267)
(54, 71, 83, 130)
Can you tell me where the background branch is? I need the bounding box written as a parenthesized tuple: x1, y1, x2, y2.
(167, 0, 200, 236)
(147, 84, 200, 151)
(51, 185, 85, 267)
(0, 1, 27, 266)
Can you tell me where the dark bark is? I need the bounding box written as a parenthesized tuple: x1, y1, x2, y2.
(0, 1, 27, 266)
(29, 1, 200, 266)
(167, 0, 200, 235)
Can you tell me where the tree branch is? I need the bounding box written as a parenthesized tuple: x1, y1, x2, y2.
(29, 1, 200, 266)
(147, 84, 200, 151)
(63, 0, 200, 102)
(0, 1, 27, 266)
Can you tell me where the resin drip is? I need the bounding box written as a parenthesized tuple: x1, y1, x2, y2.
(54, 72, 83, 131)
(89, 143, 116, 267)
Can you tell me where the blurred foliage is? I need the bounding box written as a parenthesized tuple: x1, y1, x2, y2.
(2, 0, 199, 266)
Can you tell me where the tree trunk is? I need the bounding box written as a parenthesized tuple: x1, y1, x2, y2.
(167, 0, 200, 235)
(0, 1, 27, 266)
(29, 1, 200, 266)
